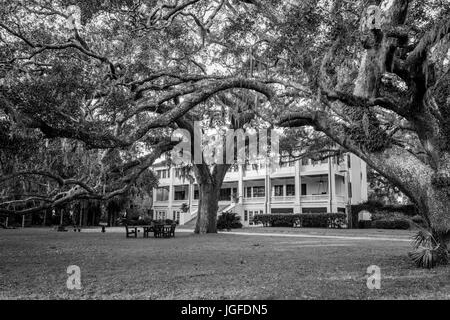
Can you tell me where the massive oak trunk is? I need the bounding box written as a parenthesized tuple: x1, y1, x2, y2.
(195, 183, 221, 234)
(352, 0, 450, 251)
(363, 147, 450, 251)
(192, 163, 230, 234)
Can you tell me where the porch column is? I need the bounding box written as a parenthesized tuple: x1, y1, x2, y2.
(294, 160, 301, 214)
(328, 159, 332, 213)
(188, 182, 192, 209)
(265, 164, 271, 214)
(330, 161, 336, 212)
(238, 164, 243, 204)
(168, 168, 174, 219)
(328, 158, 336, 213)
(152, 187, 157, 219)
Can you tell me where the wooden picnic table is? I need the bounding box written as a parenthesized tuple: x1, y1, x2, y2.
(124, 224, 176, 238)
(125, 225, 153, 238)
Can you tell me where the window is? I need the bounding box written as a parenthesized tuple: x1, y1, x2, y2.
(348, 182, 352, 198)
(271, 208, 294, 214)
(302, 207, 327, 214)
(347, 155, 351, 168)
(301, 184, 307, 196)
(194, 189, 199, 200)
(249, 210, 261, 224)
(172, 211, 181, 223)
(286, 185, 295, 196)
(156, 211, 167, 220)
(253, 186, 265, 198)
(167, 169, 170, 178)
(162, 170, 167, 179)
(244, 210, 248, 222)
(156, 187, 169, 201)
(245, 187, 252, 198)
(175, 186, 189, 200)
(302, 158, 309, 166)
(219, 188, 231, 201)
(274, 185, 283, 197)
(174, 190, 186, 200)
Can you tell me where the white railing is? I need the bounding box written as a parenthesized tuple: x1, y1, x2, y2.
(243, 197, 265, 204)
(272, 166, 296, 175)
(172, 200, 188, 207)
(271, 196, 296, 203)
(300, 163, 328, 172)
(300, 194, 329, 201)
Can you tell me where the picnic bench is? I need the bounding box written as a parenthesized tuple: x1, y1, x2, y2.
(124, 223, 176, 238)
(152, 224, 176, 238)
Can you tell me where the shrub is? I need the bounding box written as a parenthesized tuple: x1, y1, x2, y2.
(351, 201, 420, 229)
(253, 213, 347, 229)
(358, 220, 373, 229)
(373, 218, 410, 230)
(217, 211, 242, 230)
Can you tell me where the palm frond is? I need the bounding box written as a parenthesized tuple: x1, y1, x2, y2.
(409, 228, 449, 268)
(411, 229, 436, 250)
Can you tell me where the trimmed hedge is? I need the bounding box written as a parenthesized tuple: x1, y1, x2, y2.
(350, 200, 419, 229)
(253, 213, 347, 229)
(351, 200, 418, 220)
(372, 218, 410, 230)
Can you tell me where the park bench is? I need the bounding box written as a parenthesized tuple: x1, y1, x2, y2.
(125, 225, 153, 238)
(153, 224, 176, 238)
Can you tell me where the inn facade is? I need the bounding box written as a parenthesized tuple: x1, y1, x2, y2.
(151, 154, 368, 226)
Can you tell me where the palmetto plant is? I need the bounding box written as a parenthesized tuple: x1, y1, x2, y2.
(408, 229, 449, 269)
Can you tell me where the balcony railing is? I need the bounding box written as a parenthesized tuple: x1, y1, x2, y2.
(271, 196, 296, 203)
(300, 194, 329, 201)
(243, 197, 265, 203)
(334, 195, 346, 202)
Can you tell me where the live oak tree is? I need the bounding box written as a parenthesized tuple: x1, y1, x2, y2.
(171, 90, 270, 234)
(0, 0, 277, 228)
(269, 0, 450, 257)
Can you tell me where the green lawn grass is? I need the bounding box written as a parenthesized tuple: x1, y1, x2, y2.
(0, 228, 449, 299)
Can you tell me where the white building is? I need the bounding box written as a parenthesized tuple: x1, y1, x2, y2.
(151, 154, 368, 227)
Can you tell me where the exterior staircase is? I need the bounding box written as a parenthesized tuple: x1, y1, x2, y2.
(180, 203, 237, 227)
